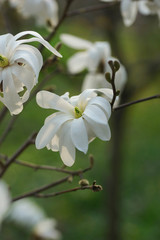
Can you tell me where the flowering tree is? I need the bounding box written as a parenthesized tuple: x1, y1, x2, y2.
(0, 0, 160, 240)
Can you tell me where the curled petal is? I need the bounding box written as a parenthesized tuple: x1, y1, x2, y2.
(14, 31, 62, 57)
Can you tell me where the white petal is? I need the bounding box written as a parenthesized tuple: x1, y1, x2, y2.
(59, 121, 75, 167)
(71, 118, 88, 154)
(121, 0, 138, 26)
(88, 96, 111, 120)
(84, 117, 111, 141)
(60, 34, 93, 49)
(0, 68, 23, 115)
(36, 113, 73, 149)
(67, 52, 88, 74)
(0, 181, 11, 225)
(81, 73, 107, 91)
(12, 45, 42, 79)
(14, 31, 62, 57)
(84, 104, 108, 125)
(36, 91, 74, 113)
(11, 64, 35, 102)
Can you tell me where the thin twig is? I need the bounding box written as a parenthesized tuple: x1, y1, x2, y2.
(12, 155, 94, 202)
(39, 0, 74, 52)
(0, 132, 37, 178)
(35, 186, 94, 198)
(114, 94, 160, 111)
(12, 175, 70, 202)
(15, 154, 94, 175)
(67, 3, 118, 17)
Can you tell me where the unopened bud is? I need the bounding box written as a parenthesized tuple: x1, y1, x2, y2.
(105, 72, 111, 83)
(79, 179, 89, 187)
(68, 176, 73, 183)
(114, 61, 120, 71)
(116, 90, 120, 96)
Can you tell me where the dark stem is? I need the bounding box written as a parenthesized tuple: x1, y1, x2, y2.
(114, 94, 160, 111)
(15, 154, 94, 175)
(34, 185, 93, 198)
(67, 3, 118, 17)
(39, 0, 74, 52)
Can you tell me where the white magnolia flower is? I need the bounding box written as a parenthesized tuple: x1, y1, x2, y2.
(82, 57, 127, 93)
(36, 89, 113, 166)
(0, 181, 11, 226)
(101, 0, 138, 26)
(9, 0, 58, 29)
(139, 0, 160, 21)
(0, 30, 61, 115)
(33, 218, 61, 240)
(8, 199, 61, 239)
(101, 0, 160, 26)
(60, 33, 111, 74)
(9, 199, 45, 228)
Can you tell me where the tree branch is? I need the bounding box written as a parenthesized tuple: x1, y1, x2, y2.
(67, 3, 118, 17)
(39, 0, 74, 52)
(15, 154, 94, 175)
(114, 94, 160, 111)
(12, 155, 94, 202)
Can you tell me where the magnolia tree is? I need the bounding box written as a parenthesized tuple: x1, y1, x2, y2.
(0, 0, 160, 239)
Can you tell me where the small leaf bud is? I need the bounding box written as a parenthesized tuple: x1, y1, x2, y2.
(79, 179, 89, 187)
(114, 61, 120, 72)
(68, 176, 73, 183)
(108, 60, 114, 70)
(105, 72, 111, 83)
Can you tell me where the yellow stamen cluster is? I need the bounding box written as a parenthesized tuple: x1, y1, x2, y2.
(74, 106, 82, 118)
(0, 54, 9, 68)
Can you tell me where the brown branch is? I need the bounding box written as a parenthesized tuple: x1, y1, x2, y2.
(39, 0, 74, 52)
(12, 175, 70, 202)
(15, 154, 94, 175)
(35, 186, 92, 198)
(114, 94, 160, 111)
(12, 155, 94, 202)
(0, 132, 37, 178)
(67, 3, 118, 17)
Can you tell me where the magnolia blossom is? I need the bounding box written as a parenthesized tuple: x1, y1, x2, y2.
(0, 181, 11, 226)
(82, 57, 127, 94)
(60, 33, 111, 74)
(35, 89, 113, 166)
(9, 0, 59, 28)
(33, 218, 61, 240)
(0, 31, 61, 115)
(101, 0, 160, 26)
(138, 0, 160, 20)
(8, 199, 61, 239)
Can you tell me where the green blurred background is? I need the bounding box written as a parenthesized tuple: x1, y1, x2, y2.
(0, 0, 160, 239)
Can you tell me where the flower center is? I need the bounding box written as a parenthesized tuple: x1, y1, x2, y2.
(0, 54, 9, 68)
(74, 106, 82, 118)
